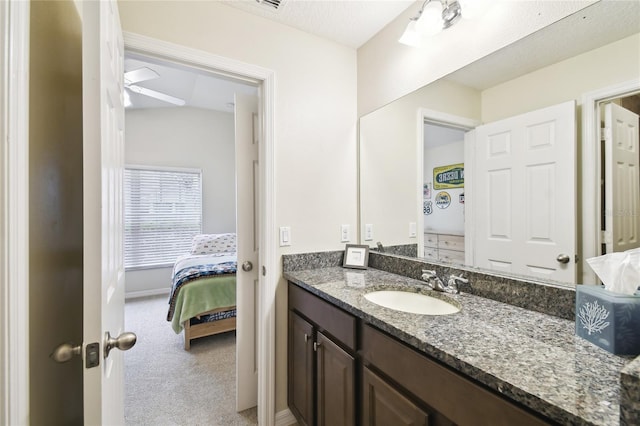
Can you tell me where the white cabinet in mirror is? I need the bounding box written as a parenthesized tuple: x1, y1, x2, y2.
(358, 1, 640, 286)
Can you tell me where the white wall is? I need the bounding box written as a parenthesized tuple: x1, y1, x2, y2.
(357, 0, 593, 116)
(124, 107, 235, 295)
(360, 79, 480, 247)
(118, 0, 358, 413)
(481, 33, 640, 122)
(424, 142, 465, 235)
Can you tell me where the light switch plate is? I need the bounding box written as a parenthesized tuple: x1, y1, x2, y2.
(279, 226, 291, 247)
(341, 224, 350, 242)
(364, 224, 373, 241)
(409, 222, 417, 238)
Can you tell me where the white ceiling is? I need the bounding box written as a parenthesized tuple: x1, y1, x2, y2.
(445, 0, 640, 90)
(124, 54, 259, 112)
(222, 0, 415, 49)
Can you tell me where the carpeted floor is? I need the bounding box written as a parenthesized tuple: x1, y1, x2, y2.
(124, 295, 258, 425)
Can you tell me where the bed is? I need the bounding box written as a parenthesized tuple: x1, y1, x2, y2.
(167, 233, 238, 350)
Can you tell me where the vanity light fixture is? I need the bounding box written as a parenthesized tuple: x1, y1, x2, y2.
(399, 0, 463, 47)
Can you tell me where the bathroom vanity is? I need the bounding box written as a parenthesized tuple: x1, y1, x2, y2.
(284, 253, 636, 426)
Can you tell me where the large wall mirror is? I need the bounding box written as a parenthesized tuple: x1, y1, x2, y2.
(359, 1, 640, 287)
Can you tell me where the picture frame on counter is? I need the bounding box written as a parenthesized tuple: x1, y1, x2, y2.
(343, 244, 369, 269)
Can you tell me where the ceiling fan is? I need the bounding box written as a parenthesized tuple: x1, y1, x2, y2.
(124, 67, 186, 107)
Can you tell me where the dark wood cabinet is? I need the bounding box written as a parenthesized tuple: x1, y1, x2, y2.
(362, 366, 429, 426)
(288, 282, 551, 426)
(289, 312, 314, 426)
(361, 324, 548, 426)
(288, 284, 356, 426)
(316, 332, 355, 426)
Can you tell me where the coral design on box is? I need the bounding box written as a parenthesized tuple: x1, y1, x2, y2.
(578, 300, 611, 335)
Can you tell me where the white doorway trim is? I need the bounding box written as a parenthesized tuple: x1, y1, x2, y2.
(123, 32, 277, 424)
(1, 0, 30, 424)
(581, 78, 640, 285)
(416, 108, 479, 258)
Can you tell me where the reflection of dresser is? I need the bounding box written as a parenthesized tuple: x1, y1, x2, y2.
(423, 233, 465, 265)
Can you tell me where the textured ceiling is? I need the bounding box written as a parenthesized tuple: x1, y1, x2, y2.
(445, 0, 640, 90)
(222, 0, 415, 48)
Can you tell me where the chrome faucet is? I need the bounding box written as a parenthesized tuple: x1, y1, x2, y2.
(421, 270, 446, 292)
(447, 274, 469, 294)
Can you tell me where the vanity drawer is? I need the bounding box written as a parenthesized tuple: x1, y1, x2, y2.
(361, 324, 549, 426)
(437, 234, 464, 251)
(438, 248, 465, 264)
(424, 233, 438, 247)
(423, 247, 438, 261)
(288, 283, 357, 351)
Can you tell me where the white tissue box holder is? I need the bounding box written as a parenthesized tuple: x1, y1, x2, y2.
(575, 285, 640, 355)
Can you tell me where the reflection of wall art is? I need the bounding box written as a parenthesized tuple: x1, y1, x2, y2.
(423, 183, 432, 199)
(433, 163, 464, 189)
(424, 200, 433, 215)
(435, 191, 451, 209)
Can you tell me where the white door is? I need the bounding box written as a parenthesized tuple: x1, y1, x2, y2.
(473, 100, 576, 282)
(82, 1, 131, 424)
(603, 103, 640, 253)
(235, 93, 259, 411)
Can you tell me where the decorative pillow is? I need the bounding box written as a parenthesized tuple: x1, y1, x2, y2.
(190, 233, 237, 255)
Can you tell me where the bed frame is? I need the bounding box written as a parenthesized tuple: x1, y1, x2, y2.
(183, 305, 237, 350)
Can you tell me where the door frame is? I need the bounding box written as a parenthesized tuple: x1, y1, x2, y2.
(416, 108, 479, 258)
(124, 32, 277, 424)
(581, 78, 640, 285)
(1, 1, 30, 424)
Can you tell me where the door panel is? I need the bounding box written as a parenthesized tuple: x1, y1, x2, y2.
(474, 101, 576, 282)
(288, 312, 314, 426)
(235, 92, 260, 411)
(82, 0, 126, 423)
(29, 1, 84, 423)
(362, 367, 429, 426)
(604, 103, 640, 253)
(316, 332, 355, 426)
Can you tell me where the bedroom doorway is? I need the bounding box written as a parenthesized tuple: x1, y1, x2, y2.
(121, 49, 261, 422)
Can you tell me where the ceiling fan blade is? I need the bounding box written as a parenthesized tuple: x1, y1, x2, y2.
(124, 67, 160, 85)
(127, 85, 186, 106)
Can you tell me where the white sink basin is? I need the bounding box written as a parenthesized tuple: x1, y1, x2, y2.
(364, 290, 460, 315)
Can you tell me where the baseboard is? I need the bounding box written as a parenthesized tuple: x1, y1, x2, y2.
(275, 408, 297, 426)
(125, 287, 170, 300)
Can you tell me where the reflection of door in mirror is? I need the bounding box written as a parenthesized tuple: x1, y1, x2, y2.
(601, 95, 640, 255)
(423, 122, 468, 266)
(470, 101, 576, 283)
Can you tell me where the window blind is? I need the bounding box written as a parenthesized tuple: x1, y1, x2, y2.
(124, 166, 202, 269)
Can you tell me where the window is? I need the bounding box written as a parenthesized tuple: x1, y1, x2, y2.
(124, 166, 202, 269)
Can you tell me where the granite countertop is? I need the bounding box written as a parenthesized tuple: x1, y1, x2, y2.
(284, 266, 634, 426)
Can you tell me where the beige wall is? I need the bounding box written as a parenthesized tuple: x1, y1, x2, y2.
(360, 79, 480, 247)
(357, 0, 593, 116)
(481, 33, 640, 122)
(29, 1, 84, 424)
(118, 0, 358, 413)
(124, 107, 236, 295)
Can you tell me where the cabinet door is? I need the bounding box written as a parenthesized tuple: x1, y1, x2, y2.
(362, 367, 429, 426)
(316, 332, 355, 426)
(288, 311, 314, 426)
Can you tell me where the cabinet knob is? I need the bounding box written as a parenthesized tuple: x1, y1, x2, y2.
(313, 341, 322, 352)
(304, 333, 309, 343)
